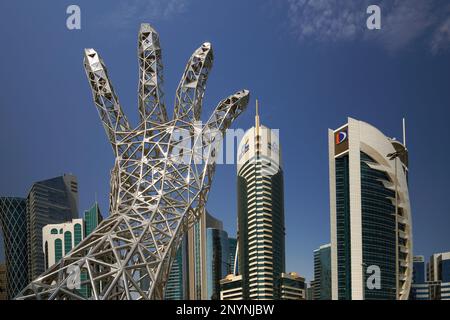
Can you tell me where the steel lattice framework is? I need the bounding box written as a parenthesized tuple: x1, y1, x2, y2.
(16, 23, 249, 300)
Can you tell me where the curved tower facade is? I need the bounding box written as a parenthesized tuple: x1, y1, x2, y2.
(0, 197, 28, 299)
(329, 117, 413, 300)
(237, 103, 285, 300)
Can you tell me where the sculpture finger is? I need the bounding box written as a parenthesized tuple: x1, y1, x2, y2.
(173, 42, 213, 124)
(138, 23, 168, 128)
(84, 49, 131, 144)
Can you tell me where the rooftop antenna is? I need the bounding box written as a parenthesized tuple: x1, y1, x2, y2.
(402, 117, 406, 147)
(255, 99, 260, 131)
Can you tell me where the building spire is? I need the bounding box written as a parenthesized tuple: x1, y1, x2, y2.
(402, 117, 406, 147)
(255, 99, 260, 136)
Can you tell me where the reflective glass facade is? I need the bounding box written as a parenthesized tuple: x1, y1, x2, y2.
(0, 197, 28, 299)
(206, 228, 229, 300)
(313, 244, 331, 300)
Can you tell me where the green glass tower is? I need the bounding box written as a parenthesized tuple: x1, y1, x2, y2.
(83, 202, 103, 237)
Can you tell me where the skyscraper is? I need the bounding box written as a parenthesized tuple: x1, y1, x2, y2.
(312, 244, 332, 300)
(410, 256, 429, 300)
(236, 101, 285, 300)
(227, 237, 238, 275)
(427, 252, 450, 300)
(206, 227, 229, 300)
(164, 243, 187, 300)
(0, 197, 28, 299)
(42, 219, 84, 270)
(27, 174, 79, 281)
(165, 211, 228, 300)
(83, 202, 103, 237)
(329, 118, 413, 300)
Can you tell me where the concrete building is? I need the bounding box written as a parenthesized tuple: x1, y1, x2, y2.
(280, 272, 306, 300)
(220, 274, 243, 300)
(42, 219, 84, 269)
(427, 252, 450, 300)
(329, 118, 413, 300)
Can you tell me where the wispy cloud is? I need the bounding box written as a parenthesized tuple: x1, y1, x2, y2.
(286, 0, 450, 54)
(100, 0, 188, 30)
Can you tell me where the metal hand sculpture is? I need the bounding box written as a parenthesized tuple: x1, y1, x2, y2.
(17, 23, 249, 300)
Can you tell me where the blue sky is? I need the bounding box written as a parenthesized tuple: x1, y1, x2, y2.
(1, 0, 450, 281)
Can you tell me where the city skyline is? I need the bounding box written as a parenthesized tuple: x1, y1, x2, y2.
(1, 0, 450, 284)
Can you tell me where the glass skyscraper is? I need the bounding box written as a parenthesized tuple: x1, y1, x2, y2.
(83, 202, 103, 237)
(206, 228, 229, 300)
(236, 103, 285, 300)
(329, 118, 413, 300)
(164, 211, 228, 300)
(27, 174, 79, 281)
(0, 197, 29, 299)
(227, 237, 237, 275)
(312, 244, 331, 300)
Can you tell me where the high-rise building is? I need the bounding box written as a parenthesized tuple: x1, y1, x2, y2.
(83, 202, 103, 237)
(427, 252, 450, 300)
(42, 219, 84, 269)
(0, 263, 6, 300)
(27, 174, 79, 281)
(410, 256, 429, 300)
(164, 243, 187, 300)
(279, 272, 306, 300)
(329, 118, 413, 300)
(236, 101, 285, 300)
(305, 284, 314, 300)
(313, 244, 332, 300)
(0, 197, 29, 299)
(227, 237, 238, 275)
(206, 227, 229, 300)
(164, 211, 228, 300)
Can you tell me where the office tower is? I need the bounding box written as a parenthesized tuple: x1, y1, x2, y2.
(164, 210, 227, 300)
(306, 284, 314, 300)
(42, 219, 84, 269)
(164, 244, 187, 300)
(427, 252, 450, 300)
(228, 237, 238, 275)
(410, 256, 429, 300)
(83, 202, 103, 237)
(313, 244, 332, 300)
(0, 197, 29, 299)
(280, 272, 306, 300)
(236, 101, 285, 300)
(206, 227, 229, 300)
(27, 174, 79, 281)
(0, 264, 6, 300)
(220, 274, 243, 300)
(329, 118, 413, 300)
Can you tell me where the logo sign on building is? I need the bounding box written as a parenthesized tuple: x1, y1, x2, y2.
(335, 127, 349, 156)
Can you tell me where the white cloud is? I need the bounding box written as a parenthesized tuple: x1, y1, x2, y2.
(101, 0, 188, 30)
(431, 17, 450, 54)
(286, 0, 450, 54)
